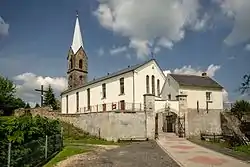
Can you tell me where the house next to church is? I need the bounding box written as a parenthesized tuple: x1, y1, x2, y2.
(60, 14, 225, 139)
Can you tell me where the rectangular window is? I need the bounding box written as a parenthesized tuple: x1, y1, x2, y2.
(206, 92, 212, 101)
(120, 100, 125, 110)
(66, 95, 68, 114)
(76, 92, 79, 112)
(120, 78, 124, 94)
(87, 88, 90, 110)
(157, 79, 160, 96)
(102, 83, 106, 98)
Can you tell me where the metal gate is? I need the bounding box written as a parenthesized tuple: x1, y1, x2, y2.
(178, 115, 185, 138)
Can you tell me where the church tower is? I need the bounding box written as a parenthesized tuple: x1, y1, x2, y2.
(67, 13, 88, 89)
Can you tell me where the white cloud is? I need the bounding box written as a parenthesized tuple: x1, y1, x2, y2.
(245, 44, 250, 51)
(214, 0, 250, 45)
(94, 0, 208, 59)
(110, 46, 127, 55)
(222, 89, 229, 102)
(97, 47, 105, 56)
(164, 64, 221, 77)
(13, 73, 67, 105)
(0, 16, 9, 36)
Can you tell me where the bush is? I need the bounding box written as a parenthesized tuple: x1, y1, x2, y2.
(0, 115, 62, 166)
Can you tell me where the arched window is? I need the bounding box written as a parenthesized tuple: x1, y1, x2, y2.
(79, 75, 83, 84)
(70, 58, 73, 69)
(152, 75, 155, 95)
(146, 75, 149, 93)
(79, 59, 83, 69)
(157, 79, 160, 96)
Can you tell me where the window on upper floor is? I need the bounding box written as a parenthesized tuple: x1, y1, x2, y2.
(152, 75, 155, 95)
(102, 83, 106, 99)
(146, 75, 150, 94)
(206, 92, 212, 101)
(87, 88, 90, 110)
(76, 92, 79, 112)
(120, 78, 124, 95)
(168, 78, 170, 86)
(157, 79, 160, 96)
(79, 59, 83, 69)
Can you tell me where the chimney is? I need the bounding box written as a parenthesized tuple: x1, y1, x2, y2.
(201, 72, 207, 77)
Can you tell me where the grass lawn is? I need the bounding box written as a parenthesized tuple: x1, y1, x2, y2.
(43, 146, 91, 167)
(233, 145, 250, 155)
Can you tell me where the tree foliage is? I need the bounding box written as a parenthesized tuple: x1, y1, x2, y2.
(231, 100, 250, 120)
(0, 75, 26, 115)
(240, 74, 250, 96)
(44, 85, 57, 110)
(35, 103, 40, 108)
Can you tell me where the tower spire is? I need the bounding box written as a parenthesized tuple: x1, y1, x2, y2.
(71, 11, 83, 54)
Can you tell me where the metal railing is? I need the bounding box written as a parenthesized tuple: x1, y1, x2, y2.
(79, 102, 143, 113)
(0, 134, 63, 167)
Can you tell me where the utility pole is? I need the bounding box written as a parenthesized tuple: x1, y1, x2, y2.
(35, 85, 48, 107)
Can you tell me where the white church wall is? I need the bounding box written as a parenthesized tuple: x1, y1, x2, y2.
(134, 61, 166, 104)
(161, 74, 179, 100)
(62, 71, 135, 114)
(180, 86, 223, 110)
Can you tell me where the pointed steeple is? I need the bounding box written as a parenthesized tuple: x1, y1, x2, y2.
(71, 11, 84, 54)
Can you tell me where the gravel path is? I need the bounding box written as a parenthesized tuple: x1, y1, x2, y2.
(57, 141, 180, 167)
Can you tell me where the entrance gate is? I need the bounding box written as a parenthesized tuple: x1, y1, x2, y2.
(178, 115, 185, 138)
(155, 113, 158, 139)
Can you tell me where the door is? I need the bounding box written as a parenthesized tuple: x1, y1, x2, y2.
(166, 115, 174, 132)
(120, 100, 125, 110)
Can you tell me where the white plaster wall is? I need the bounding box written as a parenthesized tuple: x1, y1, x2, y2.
(155, 100, 166, 113)
(134, 61, 166, 104)
(166, 100, 179, 114)
(161, 75, 179, 100)
(77, 112, 155, 141)
(180, 87, 223, 109)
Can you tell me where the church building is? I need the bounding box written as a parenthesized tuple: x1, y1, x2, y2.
(61, 14, 224, 115)
(61, 14, 166, 114)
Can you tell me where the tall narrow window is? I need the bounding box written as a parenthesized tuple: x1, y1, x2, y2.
(206, 92, 212, 101)
(76, 92, 79, 112)
(87, 88, 90, 110)
(152, 75, 155, 95)
(157, 79, 160, 96)
(146, 75, 149, 93)
(79, 59, 83, 69)
(66, 95, 68, 114)
(168, 94, 171, 100)
(102, 83, 106, 98)
(120, 78, 124, 94)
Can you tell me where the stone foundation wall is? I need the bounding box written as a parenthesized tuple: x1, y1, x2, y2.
(15, 108, 155, 142)
(187, 109, 222, 137)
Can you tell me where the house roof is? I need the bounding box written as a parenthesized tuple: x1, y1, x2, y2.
(169, 74, 223, 89)
(61, 59, 154, 95)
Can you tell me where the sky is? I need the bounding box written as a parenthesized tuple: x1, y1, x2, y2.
(0, 0, 250, 106)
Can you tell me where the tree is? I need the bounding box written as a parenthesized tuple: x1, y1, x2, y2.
(44, 85, 57, 110)
(35, 103, 40, 108)
(231, 100, 250, 121)
(25, 103, 30, 109)
(240, 74, 250, 96)
(0, 75, 16, 106)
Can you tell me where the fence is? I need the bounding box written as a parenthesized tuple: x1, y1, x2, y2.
(0, 134, 63, 167)
(79, 102, 143, 113)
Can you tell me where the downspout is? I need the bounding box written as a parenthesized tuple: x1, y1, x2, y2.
(133, 70, 135, 110)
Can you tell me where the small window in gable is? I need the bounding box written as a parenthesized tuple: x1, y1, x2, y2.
(206, 92, 212, 101)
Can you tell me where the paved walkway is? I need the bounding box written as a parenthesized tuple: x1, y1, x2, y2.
(157, 133, 250, 167)
(57, 141, 180, 167)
